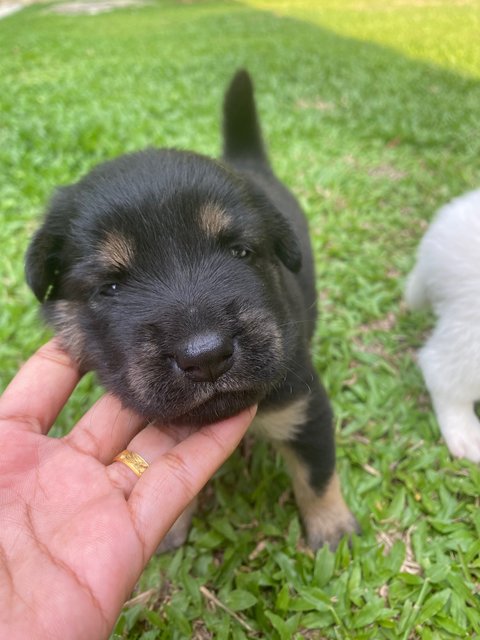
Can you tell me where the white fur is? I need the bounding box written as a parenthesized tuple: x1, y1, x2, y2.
(405, 189, 480, 462)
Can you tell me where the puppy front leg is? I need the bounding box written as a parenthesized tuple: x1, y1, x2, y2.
(279, 439, 358, 551)
(284, 383, 358, 549)
(418, 328, 480, 462)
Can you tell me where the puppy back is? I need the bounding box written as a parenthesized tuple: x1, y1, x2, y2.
(222, 70, 270, 169)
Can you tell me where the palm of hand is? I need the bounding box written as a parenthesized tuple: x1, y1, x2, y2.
(0, 341, 255, 640)
(2, 425, 145, 640)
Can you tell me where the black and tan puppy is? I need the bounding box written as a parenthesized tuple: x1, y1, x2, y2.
(26, 70, 357, 550)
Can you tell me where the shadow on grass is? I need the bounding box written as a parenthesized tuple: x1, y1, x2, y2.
(2, 0, 479, 161)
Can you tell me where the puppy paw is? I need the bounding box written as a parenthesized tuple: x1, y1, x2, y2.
(155, 498, 197, 554)
(293, 470, 358, 551)
(306, 507, 360, 551)
(156, 526, 190, 554)
(433, 400, 480, 463)
(442, 423, 480, 463)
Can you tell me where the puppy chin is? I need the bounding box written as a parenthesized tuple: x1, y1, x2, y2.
(167, 389, 264, 426)
(128, 388, 265, 427)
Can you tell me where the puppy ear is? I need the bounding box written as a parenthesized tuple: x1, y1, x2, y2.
(25, 228, 62, 301)
(271, 213, 302, 273)
(25, 187, 74, 302)
(246, 184, 302, 273)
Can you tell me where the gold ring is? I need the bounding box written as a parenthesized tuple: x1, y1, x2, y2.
(113, 450, 149, 477)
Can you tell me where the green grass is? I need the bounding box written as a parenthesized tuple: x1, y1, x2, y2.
(1, 0, 480, 637)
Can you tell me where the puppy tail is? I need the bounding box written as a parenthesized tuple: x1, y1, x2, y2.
(222, 69, 270, 168)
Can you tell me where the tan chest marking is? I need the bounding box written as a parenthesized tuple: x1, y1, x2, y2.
(251, 395, 310, 441)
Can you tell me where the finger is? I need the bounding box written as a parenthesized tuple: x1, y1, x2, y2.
(106, 421, 180, 496)
(64, 393, 147, 463)
(0, 339, 80, 434)
(106, 418, 234, 498)
(127, 406, 256, 557)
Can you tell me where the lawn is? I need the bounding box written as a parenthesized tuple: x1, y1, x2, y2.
(1, 0, 480, 638)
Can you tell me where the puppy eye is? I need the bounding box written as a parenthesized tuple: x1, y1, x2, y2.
(98, 283, 120, 297)
(230, 246, 251, 259)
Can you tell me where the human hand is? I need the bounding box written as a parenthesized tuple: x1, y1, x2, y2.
(0, 340, 255, 640)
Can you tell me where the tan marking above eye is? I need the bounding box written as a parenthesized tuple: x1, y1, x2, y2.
(199, 203, 232, 237)
(97, 232, 135, 269)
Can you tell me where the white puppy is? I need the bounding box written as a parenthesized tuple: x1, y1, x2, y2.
(405, 189, 480, 462)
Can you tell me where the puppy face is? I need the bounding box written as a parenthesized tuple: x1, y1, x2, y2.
(26, 149, 302, 425)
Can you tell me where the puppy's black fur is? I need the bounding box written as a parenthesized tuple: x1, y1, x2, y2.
(26, 71, 357, 549)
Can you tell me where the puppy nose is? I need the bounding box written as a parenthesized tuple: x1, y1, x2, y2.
(174, 332, 234, 382)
